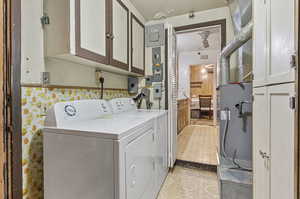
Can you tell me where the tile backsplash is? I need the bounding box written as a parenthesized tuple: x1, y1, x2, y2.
(21, 86, 130, 199)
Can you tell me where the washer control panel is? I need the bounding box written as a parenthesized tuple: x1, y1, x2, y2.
(48, 100, 113, 127)
(110, 98, 137, 113)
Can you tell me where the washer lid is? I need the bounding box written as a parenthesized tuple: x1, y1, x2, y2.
(44, 116, 154, 140)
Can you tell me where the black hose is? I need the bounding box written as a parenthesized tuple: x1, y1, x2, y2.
(99, 77, 104, 99)
(221, 107, 230, 158)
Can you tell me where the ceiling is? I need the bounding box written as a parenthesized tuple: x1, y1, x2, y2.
(177, 26, 221, 52)
(129, 0, 228, 20)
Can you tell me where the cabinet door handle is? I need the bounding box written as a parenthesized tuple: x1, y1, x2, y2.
(259, 150, 266, 158)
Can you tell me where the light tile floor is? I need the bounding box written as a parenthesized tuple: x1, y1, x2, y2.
(177, 125, 218, 165)
(157, 165, 219, 199)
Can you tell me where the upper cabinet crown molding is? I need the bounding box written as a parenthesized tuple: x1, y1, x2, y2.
(131, 13, 145, 75)
(253, 0, 296, 87)
(44, 0, 145, 76)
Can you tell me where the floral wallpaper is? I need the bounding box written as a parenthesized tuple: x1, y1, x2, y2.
(21, 87, 130, 199)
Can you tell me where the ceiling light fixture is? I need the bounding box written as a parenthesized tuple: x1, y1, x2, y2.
(153, 12, 167, 20)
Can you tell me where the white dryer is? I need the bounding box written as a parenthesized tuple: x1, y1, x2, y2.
(43, 99, 168, 199)
(109, 98, 169, 194)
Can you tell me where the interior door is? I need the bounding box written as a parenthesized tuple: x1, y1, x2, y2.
(111, 0, 129, 70)
(167, 24, 178, 168)
(76, 0, 109, 64)
(268, 0, 296, 84)
(131, 13, 145, 75)
(253, 0, 268, 87)
(253, 87, 270, 199)
(268, 83, 295, 199)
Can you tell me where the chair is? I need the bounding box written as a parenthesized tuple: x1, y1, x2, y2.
(198, 95, 212, 120)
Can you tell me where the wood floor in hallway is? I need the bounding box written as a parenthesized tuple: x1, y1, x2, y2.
(177, 125, 218, 165)
(190, 119, 214, 126)
(157, 165, 219, 199)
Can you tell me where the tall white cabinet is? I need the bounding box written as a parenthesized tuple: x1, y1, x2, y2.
(253, 0, 297, 198)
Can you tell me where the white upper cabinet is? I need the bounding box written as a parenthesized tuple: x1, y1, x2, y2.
(267, 0, 296, 84)
(111, 0, 129, 70)
(131, 14, 145, 75)
(253, 0, 268, 87)
(253, 0, 296, 86)
(44, 0, 144, 76)
(77, 0, 108, 63)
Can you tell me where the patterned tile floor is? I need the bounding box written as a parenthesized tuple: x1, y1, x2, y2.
(157, 165, 219, 199)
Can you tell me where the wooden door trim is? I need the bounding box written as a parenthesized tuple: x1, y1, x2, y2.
(110, 0, 129, 71)
(130, 13, 145, 75)
(297, 0, 300, 197)
(75, 0, 109, 65)
(9, 0, 23, 198)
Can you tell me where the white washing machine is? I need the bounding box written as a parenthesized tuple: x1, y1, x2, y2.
(43, 99, 168, 199)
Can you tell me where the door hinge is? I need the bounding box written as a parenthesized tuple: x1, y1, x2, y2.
(41, 14, 50, 27)
(289, 96, 296, 110)
(290, 54, 297, 69)
(6, 94, 12, 106)
(153, 159, 156, 171)
(41, 72, 50, 86)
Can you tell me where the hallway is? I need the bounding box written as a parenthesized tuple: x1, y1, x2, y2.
(157, 165, 219, 199)
(177, 125, 218, 166)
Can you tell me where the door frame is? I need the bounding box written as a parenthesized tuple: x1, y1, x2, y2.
(2, 0, 22, 198)
(174, 19, 226, 126)
(297, 0, 300, 197)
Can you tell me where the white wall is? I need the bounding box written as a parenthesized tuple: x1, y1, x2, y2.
(177, 50, 219, 99)
(45, 59, 128, 89)
(21, 0, 145, 89)
(21, 0, 45, 84)
(146, 6, 239, 82)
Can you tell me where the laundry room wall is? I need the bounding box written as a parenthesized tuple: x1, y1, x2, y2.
(146, 7, 238, 83)
(141, 7, 237, 110)
(21, 0, 145, 198)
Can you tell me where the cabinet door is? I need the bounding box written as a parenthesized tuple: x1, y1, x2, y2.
(268, 83, 295, 199)
(75, 0, 109, 64)
(131, 13, 145, 75)
(253, 0, 268, 87)
(111, 0, 129, 70)
(253, 87, 270, 199)
(268, 0, 296, 84)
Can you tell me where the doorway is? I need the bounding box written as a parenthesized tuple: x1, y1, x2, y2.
(174, 20, 225, 166)
(190, 64, 216, 126)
